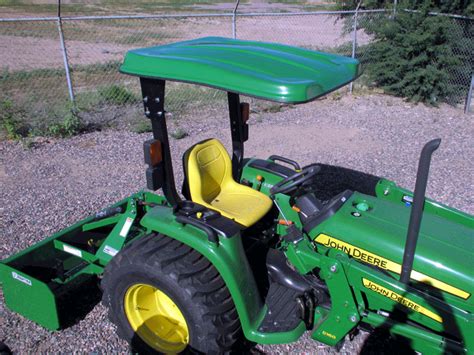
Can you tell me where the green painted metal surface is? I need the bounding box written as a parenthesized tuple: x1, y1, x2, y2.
(346, 256, 473, 353)
(0, 262, 62, 330)
(94, 198, 139, 265)
(310, 192, 474, 312)
(120, 37, 360, 103)
(0, 193, 149, 330)
(139, 205, 307, 344)
(0, 222, 104, 330)
(284, 232, 472, 354)
(242, 159, 473, 352)
(376, 178, 473, 227)
(363, 312, 465, 354)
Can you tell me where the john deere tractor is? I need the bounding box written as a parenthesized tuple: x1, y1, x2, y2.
(1, 37, 472, 354)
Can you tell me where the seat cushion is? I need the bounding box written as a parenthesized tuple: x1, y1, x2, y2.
(185, 139, 272, 227)
(208, 181, 273, 227)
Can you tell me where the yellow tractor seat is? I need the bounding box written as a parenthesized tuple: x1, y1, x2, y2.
(183, 139, 273, 227)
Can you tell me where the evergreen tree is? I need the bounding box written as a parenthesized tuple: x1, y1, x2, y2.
(338, 0, 474, 104)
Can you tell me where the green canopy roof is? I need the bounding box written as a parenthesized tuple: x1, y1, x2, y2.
(120, 37, 360, 103)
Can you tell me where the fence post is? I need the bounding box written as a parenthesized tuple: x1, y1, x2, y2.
(232, 0, 240, 39)
(465, 75, 474, 114)
(349, 1, 361, 94)
(392, 0, 398, 18)
(57, 0, 75, 105)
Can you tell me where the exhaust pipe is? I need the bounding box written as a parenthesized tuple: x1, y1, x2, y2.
(400, 138, 441, 284)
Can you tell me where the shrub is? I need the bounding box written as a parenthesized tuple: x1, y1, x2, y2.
(366, 10, 471, 104)
(338, 0, 474, 104)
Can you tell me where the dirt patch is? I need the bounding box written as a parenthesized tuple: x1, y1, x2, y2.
(0, 34, 130, 71)
(237, 14, 371, 48)
(248, 124, 381, 157)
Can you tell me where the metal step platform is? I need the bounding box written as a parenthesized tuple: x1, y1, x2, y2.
(258, 282, 303, 333)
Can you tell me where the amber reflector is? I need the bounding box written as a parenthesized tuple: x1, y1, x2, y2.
(149, 140, 162, 166)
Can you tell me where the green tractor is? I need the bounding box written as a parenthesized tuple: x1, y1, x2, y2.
(1, 37, 472, 354)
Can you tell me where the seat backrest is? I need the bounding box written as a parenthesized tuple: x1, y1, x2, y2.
(184, 139, 233, 203)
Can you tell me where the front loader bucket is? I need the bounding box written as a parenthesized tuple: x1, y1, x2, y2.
(0, 219, 106, 330)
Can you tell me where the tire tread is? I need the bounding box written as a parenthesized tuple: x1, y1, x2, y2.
(102, 233, 241, 353)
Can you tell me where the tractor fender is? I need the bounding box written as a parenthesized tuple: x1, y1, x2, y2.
(139, 206, 264, 338)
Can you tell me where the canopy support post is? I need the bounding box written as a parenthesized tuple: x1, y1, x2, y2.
(140, 78, 181, 208)
(228, 92, 248, 181)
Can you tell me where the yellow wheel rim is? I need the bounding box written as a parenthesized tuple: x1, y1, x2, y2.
(124, 284, 189, 353)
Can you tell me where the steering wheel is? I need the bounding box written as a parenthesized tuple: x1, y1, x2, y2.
(270, 164, 321, 195)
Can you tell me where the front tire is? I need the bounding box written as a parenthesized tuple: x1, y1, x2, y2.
(101, 234, 241, 354)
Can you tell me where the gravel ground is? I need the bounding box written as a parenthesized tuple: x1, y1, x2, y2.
(0, 94, 472, 353)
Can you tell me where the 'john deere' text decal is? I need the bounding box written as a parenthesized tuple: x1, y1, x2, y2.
(315, 234, 470, 299)
(362, 278, 442, 323)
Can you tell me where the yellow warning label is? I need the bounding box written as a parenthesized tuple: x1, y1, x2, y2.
(362, 278, 443, 323)
(315, 234, 470, 300)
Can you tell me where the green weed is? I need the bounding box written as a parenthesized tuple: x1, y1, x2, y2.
(0, 99, 30, 139)
(1, 67, 64, 82)
(331, 91, 342, 100)
(253, 102, 286, 114)
(115, 32, 169, 45)
(265, 104, 284, 113)
(254, 115, 264, 123)
(47, 111, 82, 138)
(72, 61, 121, 76)
(21, 137, 37, 150)
(170, 128, 188, 140)
(132, 120, 152, 134)
(2, 117, 27, 139)
(166, 82, 226, 113)
(98, 84, 139, 106)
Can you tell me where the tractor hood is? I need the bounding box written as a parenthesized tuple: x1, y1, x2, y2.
(312, 192, 474, 311)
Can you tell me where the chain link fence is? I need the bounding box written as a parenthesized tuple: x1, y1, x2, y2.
(62, 15, 233, 133)
(442, 16, 474, 107)
(0, 18, 71, 135)
(0, 5, 472, 138)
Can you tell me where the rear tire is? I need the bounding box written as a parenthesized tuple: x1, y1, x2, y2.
(0, 341, 12, 355)
(101, 233, 241, 354)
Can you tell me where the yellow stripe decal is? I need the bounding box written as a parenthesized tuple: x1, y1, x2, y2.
(362, 278, 443, 323)
(315, 234, 470, 299)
